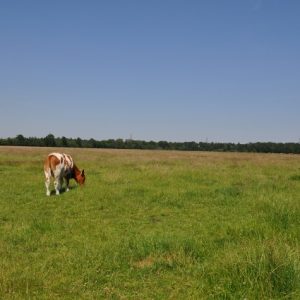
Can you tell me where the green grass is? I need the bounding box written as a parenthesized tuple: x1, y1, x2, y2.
(0, 146, 299, 299)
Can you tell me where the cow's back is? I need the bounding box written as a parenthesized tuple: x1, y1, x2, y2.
(44, 153, 63, 174)
(44, 153, 74, 173)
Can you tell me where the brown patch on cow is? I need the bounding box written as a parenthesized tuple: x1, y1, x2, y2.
(73, 164, 85, 185)
(44, 155, 61, 172)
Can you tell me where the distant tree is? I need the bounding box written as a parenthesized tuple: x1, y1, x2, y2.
(7, 138, 13, 145)
(115, 139, 124, 148)
(0, 138, 8, 145)
(88, 138, 97, 148)
(61, 136, 68, 147)
(158, 141, 170, 150)
(16, 134, 26, 146)
(183, 142, 198, 151)
(4, 133, 300, 154)
(148, 141, 157, 149)
(76, 137, 82, 147)
(27, 136, 43, 146)
(44, 134, 56, 147)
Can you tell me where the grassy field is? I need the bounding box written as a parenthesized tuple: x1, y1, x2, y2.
(0, 146, 299, 299)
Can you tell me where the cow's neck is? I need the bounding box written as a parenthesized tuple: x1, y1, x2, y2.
(73, 164, 81, 181)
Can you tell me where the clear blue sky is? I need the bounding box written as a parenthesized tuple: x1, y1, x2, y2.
(1, 0, 299, 143)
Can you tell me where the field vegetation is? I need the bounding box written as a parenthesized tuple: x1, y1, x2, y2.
(0, 146, 299, 299)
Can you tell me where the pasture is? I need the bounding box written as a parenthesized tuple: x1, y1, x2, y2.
(0, 146, 299, 299)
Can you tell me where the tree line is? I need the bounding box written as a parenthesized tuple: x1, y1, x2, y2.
(1, 134, 300, 154)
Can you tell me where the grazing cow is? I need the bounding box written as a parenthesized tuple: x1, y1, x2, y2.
(44, 152, 85, 196)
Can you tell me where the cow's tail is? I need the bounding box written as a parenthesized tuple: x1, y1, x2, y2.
(44, 155, 53, 177)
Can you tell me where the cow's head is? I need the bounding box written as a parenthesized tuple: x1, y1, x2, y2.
(76, 169, 85, 186)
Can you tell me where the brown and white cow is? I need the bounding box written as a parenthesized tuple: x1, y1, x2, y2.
(44, 153, 85, 196)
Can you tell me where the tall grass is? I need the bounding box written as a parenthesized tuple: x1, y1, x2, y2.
(0, 147, 299, 299)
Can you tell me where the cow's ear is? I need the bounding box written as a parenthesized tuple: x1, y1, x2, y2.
(81, 169, 85, 176)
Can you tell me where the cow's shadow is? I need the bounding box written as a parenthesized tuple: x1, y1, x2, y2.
(49, 185, 77, 196)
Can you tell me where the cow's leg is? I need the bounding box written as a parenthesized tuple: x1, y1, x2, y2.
(44, 170, 51, 196)
(53, 169, 63, 195)
(59, 177, 64, 192)
(54, 177, 60, 195)
(64, 177, 70, 192)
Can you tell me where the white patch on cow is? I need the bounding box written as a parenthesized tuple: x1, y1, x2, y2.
(44, 169, 51, 196)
